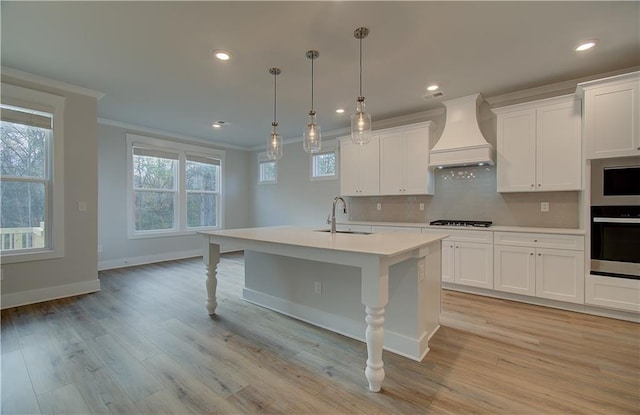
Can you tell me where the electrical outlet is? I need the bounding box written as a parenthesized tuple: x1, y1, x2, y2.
(376, 203, 382, 211)
(78, 201, 87, 212)
(314, 281, 322, 294)
(541, 202, 549, 212)
(419, 203, 425, 211)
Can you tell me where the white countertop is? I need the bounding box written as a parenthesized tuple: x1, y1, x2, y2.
(340, 220, 586, 235)
(201, 226, 449, 257)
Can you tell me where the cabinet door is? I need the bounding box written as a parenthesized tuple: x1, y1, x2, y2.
(535, 248, 585, 304)
(403, 128, 433, 195)
(536, 100, 582, 191)
(379, 131, 404, 195)
(585, 80, 640, 159)
(454, 242, 493, 289)
(339, 137, 380, 196)
(441, 241, 455, 283)
(358, 136, 380, 195)
(339, 139, 361, 196)
(497, 109, 537, 192)
(494, 245, 536, 296)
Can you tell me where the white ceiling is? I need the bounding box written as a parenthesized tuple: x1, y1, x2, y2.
(2, 1, 639, 149)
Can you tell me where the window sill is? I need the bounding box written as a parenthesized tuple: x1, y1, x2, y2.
(127, 229, 221, 240)
(0, 247, 65, 264)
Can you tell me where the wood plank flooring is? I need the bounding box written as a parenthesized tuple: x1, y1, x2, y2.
(2, 253, 639, 414)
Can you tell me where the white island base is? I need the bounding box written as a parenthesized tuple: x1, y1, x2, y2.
(202, 226, 446, 392)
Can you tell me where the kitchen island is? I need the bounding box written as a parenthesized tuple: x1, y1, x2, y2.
(200, 226, 447, 392)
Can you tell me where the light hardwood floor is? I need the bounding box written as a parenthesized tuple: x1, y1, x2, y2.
(2, 253, 638, 414)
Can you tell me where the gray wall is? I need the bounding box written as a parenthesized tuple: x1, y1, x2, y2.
(250, 139, 343, 228)
(97, 123, 251, 269)
(1, 75, 99, 298)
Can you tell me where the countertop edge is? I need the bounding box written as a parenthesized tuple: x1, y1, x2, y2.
(338, 221, 586, 235)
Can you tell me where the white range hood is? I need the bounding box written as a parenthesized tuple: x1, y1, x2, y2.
(429, 93, 495, 168)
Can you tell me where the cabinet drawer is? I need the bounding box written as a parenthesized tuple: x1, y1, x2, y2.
(372, 225, 421, 233)
(423, 228, 493, 244)
(494, 232, 584, 250)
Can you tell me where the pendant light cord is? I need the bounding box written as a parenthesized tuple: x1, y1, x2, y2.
(273, 72, 277, 123)
(359, 36, 363, 97)
(311, 57, 314, 111)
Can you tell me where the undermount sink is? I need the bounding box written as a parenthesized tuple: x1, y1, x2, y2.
(315, 229, 372, 235)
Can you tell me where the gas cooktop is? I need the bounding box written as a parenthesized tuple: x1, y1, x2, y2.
(429, 220, 493, 228)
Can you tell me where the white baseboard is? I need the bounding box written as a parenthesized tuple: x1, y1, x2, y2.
(1, 279, 101, 309)
(98, 247, 241, 271)
(242, 288, 430, 361)
(443, 283, 640, 323)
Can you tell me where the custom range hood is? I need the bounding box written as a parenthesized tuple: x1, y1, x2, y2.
(429, 93, 495, 168)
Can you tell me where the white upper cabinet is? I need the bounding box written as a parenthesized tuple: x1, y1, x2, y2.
(493, 95, 582, 192)
(379, 122, 434, 195)
(339, 135, 380, 196)
(577, 72, 640, 159)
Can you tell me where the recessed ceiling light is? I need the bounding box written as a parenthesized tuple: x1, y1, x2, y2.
(575, 40, 598, 52)
(336, 108, 345, 114)
(426, 84, 439, 91)
(213, 49, 231, 61)
(212, 120, 230, 128)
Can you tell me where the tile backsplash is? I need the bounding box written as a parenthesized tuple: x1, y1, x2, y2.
(348, 165, 580, 228)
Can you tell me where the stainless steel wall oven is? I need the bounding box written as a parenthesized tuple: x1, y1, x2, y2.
(591, 206, 640, 279)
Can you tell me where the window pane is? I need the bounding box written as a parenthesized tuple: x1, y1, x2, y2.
(135, 191, 175, 231)
(260, 161, 276, 182)
(133, 155, 176, 190)
(313, 152, 336, 177)
(0, 121, 48, 178)
(187, 193, 217, 228)
(186, 159, 219, 191)
(0, 181, 46, 251)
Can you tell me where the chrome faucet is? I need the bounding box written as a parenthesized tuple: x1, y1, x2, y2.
(328, 196, 347, 234)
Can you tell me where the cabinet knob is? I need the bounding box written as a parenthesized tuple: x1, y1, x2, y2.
(537, 184, 541, 187)
(534, 239, 538, 242)
(530, 252, 534, 256)
(530, 184, 534, 187)
(538, 253, 542, 256)
(456, 246, 459, 249)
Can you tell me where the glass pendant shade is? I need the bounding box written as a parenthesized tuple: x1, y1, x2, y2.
(267, 67, 283, 160)
(303, 111, 322, 153)
(351, 27, 372, 145)
(303, 50, 321, 153)
(267, 123, 283, 160)
(351, 98, 372, 145)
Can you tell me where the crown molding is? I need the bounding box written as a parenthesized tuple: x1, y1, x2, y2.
(486, 66, 640, 108)
(98, 118, 249, 151)
(1, 66, 105, 100)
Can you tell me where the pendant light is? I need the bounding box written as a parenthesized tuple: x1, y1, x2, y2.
(267, 67, 283, 160)
(303, 50, 321, 153)
(351, 27, 372, 145)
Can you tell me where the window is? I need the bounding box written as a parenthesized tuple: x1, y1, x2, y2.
(258, 154, 277, 184)
(127, 134, 224, 238)
(1, 83, 65, 263)
(311, 148, 337, 180)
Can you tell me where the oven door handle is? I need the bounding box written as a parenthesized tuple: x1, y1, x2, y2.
(593, 217, 640, 224)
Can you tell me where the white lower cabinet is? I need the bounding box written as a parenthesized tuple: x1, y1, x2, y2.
(494, 232, 585, 304)
(585, 275, 640, 313)
(427, 229, 493, 289)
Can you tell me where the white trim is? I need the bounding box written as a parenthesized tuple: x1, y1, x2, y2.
(98, 247, 239, 271)
(242, 287, 433, 361)
(442, 284, 640, 323)
(1, 83, 66, 264)
(126, 133, 225, 239)
(1, 66, 105, 99)
(99, 118, 248, 151)
(1, 279, 100, 309)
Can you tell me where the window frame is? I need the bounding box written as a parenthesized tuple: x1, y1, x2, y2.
(257, 153, 277, 184)
(310, 145, 338, 181)
(126, 134, 225, 239)
(1, 83, 65, 264)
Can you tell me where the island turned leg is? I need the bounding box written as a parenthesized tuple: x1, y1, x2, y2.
(204, 242, 220, 315)
(364, 305, 386, 392)
(361, 260, 389, 392)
